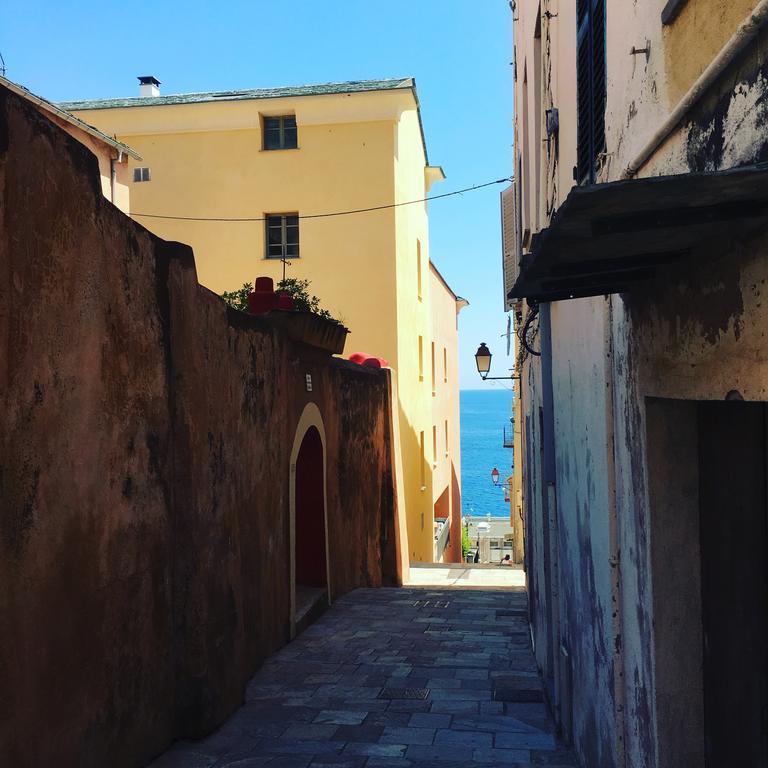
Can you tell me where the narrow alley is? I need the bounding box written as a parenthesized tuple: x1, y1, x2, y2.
(149, 587, 574, 768)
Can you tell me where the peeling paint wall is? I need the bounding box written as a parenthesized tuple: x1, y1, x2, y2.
(513, 2, 768, 768)
(0, 85, 398, 768)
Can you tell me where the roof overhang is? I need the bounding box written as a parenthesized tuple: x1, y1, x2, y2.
(509, 163, 768, 303)
(0, 75, 141, 161)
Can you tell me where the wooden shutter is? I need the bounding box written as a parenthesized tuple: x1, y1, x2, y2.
(501, 182, 520, 310)
(577, 0, 606, 185)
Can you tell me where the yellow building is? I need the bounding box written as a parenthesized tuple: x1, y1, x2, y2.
(429, 263, 467, 562)
(62, 76, 461, 563)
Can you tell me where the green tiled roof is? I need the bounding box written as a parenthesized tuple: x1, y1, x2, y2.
(58, 77, 415, 111)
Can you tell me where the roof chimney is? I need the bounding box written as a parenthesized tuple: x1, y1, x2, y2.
(138, 76, 161, 98)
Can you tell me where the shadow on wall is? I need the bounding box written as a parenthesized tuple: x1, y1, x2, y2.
(0, 85, 399, 768)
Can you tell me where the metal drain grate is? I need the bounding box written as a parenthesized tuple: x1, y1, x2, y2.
(378, 687, 431, 700)
(412, 599, 451, 608)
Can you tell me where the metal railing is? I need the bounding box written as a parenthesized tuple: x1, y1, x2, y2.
(434, 518, 450, 562)
(503, 424, 514, 448)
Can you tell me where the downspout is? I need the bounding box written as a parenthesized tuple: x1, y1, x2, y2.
(623, 0, 768, 178)
(605, 295, 627, 767)
(110, 149, 123, 205)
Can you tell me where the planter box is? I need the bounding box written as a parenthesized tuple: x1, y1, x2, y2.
(267, 309, 349, 355)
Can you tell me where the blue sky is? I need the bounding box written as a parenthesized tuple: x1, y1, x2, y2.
(2, 0, 514, 390)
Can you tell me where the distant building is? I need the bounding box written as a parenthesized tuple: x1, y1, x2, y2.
(62, 77, 463, 563)
(429, 263, 467, 562)
(0, 75, 137, 212)
(508, 1, 768, 767)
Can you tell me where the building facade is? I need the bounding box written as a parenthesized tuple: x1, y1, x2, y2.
(62, 77, 463, 563)
(429, 262, 466, 562)
(507, 2, 768, 767)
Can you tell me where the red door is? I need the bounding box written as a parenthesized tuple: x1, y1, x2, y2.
(295, 427, 327, 588)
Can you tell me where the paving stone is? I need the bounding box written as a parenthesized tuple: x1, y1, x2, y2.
(365, 759, 416, 768)
(147, 749, 217, 768)
(282, 724, 340, 741)
(342, 742, 408, 758)
(264, 740, 345, 756)
(429, 700, 480, 714)
(363, 711, 412, 728)
(530, 747, 579, 764)
(380, 726, 435, 746)
(495, 731, 558, 750)
(405, 744, 475, 762)
(149, 587, 573, 767)
(332, 724, 384, 743)
(454, 667, 491, 680)
(472, 746, 531, 763)
(307, 757, 367, 767)
(313, 710, 368, 726)
(434, 729, 493, 748)
(407, 712, 452, 729)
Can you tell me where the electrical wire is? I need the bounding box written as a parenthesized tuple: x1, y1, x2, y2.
(130, 177, 512, 222)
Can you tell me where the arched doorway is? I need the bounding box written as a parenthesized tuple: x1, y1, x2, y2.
(289, 404, 330, 636)
(295, 426, 327, 588)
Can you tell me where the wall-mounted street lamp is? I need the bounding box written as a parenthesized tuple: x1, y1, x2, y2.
(491, 467, 500, 485)
(474, 343, 520, 381)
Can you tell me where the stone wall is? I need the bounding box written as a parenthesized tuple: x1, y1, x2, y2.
(0, 85, 399, 768)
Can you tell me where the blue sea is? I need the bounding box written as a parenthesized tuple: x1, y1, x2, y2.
(460, 389, 515, 518)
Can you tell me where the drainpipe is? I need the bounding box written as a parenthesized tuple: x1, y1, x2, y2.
(110, 149, 123, 205)
(605, 295, 627, 767)
(623, 0, 768, 178)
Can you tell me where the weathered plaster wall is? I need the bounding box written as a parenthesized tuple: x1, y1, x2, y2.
(549, 297, 617, 768)
(0, 85, 398, 768)
(514, 3, 768, 768)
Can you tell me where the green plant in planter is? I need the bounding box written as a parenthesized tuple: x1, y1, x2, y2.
(275, 278, 336, 322)
(221, 282, 252, 313)
(221, 278, 340, 323)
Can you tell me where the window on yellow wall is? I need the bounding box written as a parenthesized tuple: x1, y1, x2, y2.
(418, 336, 424, 381)
(431, 342, 436, 396)
(419, 431, 426, 490)
(266, 214, 299, 259)
(443, 347, 448, 383)
(445, 420, 449, 457)
(417, 239, 422, 300)
(263, 115, 298, 150)
(432, 426, 437, 468)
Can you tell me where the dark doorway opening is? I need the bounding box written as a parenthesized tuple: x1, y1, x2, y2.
(647, 399, 768, 768)
(698, 402, 767, 767)
(294, 426, 328, 630)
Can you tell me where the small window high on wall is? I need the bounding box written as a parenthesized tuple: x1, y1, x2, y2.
(576, 0, 606, 185)
(263, 115, 298, 150)
(133, 167, 151, 182)
(266, 214, 299, 259)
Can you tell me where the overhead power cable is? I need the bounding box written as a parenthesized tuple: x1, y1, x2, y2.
(130, 177, 512, 222)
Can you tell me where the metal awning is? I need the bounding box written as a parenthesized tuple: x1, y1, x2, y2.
(508, 163, 768, 303)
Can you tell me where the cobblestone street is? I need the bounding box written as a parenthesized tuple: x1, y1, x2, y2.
(149, 587, 574, 768)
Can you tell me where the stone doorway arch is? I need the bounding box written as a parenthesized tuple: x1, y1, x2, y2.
(289, 403, 330, 636)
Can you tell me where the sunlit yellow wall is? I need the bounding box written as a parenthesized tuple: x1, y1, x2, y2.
(663, 0, 757, 105)
(72, 86, 453, 563)
(391, 106, 438, 562)
(429, 264, 464, 563)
